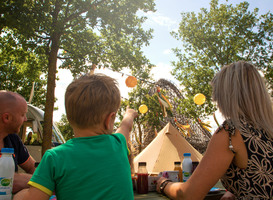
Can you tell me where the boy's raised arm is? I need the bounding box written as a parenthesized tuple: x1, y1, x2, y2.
(115, 107, 138, 141)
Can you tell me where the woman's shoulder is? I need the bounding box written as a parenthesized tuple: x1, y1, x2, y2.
(215, 119, 236, 136)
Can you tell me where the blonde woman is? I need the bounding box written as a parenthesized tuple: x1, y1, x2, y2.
(157, 61, 273, 199)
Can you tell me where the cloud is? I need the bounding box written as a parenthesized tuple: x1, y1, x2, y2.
(141, 11, 179, 30)
(151, 62, 174, 81)
(151, 14, 177, 28)
(163, 49, 172, 55)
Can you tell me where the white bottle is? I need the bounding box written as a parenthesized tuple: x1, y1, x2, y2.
(182, 153, 192, 182)
(0, 148, 15, 200)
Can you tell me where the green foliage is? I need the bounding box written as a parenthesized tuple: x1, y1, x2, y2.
(1, 0, 156, 76)
(56, 114, 74, 141)
(58, 0, 155, 75)
(172, 0, 273, 120)
(0, 29, 47, 108)
(1, 0, 156, 152)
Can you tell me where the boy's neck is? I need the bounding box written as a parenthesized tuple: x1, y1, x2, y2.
(73, 127, 112, 138)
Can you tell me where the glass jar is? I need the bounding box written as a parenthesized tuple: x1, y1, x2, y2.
(137, 162, 148, 194)
(174, 161, 182, 182)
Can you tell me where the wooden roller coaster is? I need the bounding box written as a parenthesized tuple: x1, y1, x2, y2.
(149, 79, 211, 153)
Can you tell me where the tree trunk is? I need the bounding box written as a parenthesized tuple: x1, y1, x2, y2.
(42, 32, 61, 155)
(42, 0, 62, 156)
(137, 121, 142, 153)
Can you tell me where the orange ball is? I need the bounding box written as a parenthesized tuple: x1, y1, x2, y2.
(125, 76, 137, 88)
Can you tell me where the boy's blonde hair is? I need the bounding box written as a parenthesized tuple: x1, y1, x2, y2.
(65, 74, 121, 129)
(211, 61, 273, 138)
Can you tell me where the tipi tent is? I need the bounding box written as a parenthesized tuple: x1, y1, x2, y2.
(134, 122, 203, 174)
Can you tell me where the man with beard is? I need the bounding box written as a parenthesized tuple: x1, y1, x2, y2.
(0, 90, 36, 198)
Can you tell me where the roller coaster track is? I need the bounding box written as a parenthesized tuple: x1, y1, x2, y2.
(149, 79, 211, 152)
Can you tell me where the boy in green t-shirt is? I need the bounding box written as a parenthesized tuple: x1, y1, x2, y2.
(22, 74, 138, 200)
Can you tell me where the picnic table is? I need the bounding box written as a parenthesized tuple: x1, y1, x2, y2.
(134, 190, 226, 200)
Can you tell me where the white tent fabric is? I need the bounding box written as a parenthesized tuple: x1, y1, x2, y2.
(133, 122, 203, 174)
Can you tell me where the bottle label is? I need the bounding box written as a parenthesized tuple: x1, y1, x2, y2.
(182, 171, 191, 182)
(0, 177, 13, 197)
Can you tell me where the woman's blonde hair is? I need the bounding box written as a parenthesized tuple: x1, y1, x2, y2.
(211, 61, 273, 138)
(65, 74, 120, 129)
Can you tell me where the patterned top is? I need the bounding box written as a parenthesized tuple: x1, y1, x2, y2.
(216, 119, 273, 199)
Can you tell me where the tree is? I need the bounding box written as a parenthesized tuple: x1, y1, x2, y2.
(171, 0, 273, 121)
(56, 114, 74, 141)
(2, 0, 155, 154)
(0, 29, 47, 108)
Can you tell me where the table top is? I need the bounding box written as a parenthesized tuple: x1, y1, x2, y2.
(134, 192, 168, 199)
(134, 190, 226, 200)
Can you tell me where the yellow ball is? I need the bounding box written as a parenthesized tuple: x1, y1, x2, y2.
(139, 105, 148, 114)
(194, 93, 206, 105)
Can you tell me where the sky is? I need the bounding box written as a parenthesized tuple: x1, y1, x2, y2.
(53, 0, 273, 132)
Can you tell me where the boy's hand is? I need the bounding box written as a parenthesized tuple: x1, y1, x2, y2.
(123, 107, 138, 124)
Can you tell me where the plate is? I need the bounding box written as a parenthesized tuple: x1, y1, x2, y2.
(208, 187, 221, 194)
